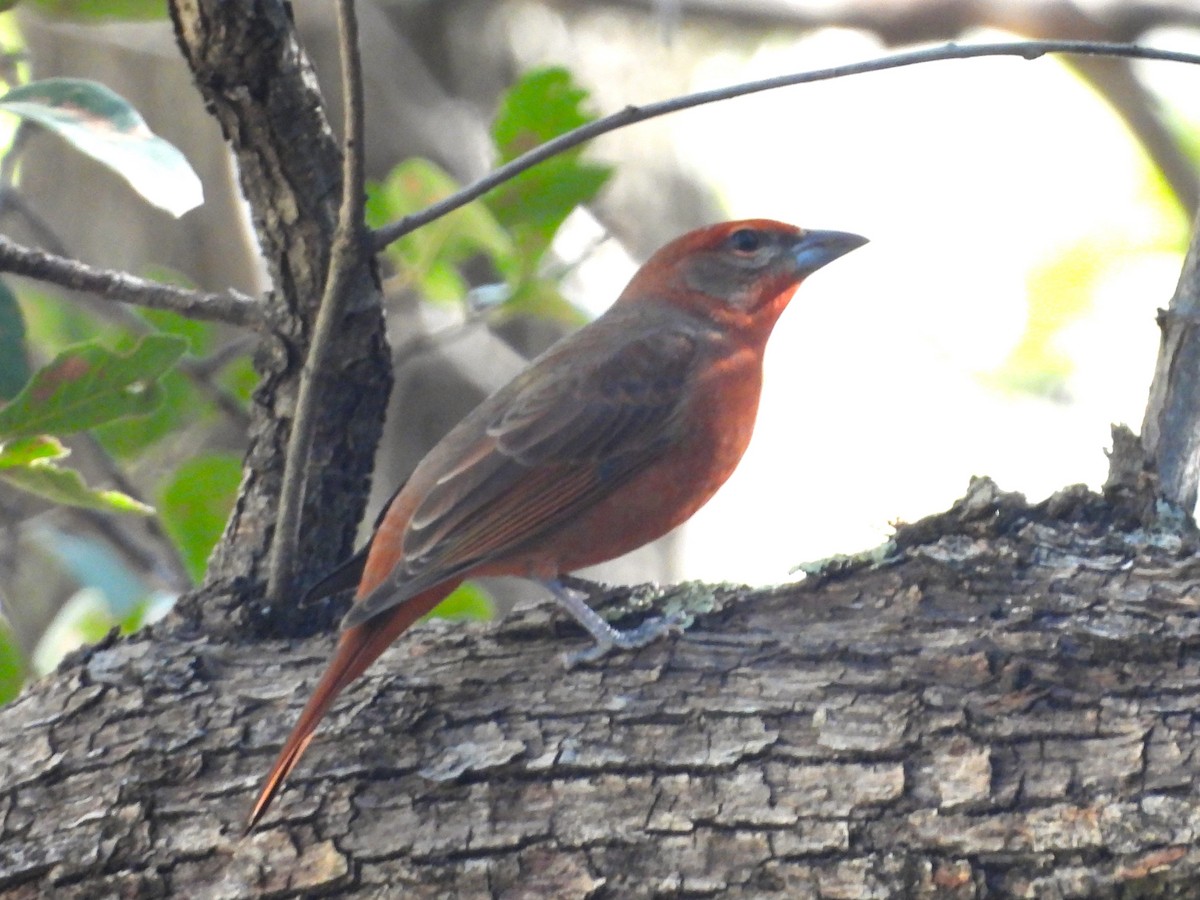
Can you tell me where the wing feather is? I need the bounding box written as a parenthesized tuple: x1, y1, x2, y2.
(342, 318, 704, 628)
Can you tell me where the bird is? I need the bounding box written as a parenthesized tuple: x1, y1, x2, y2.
(247, 218, 867, 829)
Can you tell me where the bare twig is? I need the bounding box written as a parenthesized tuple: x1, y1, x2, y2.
(0, 235, 266, 330)
(373, 39, 1200, 251)
(267, 0, 371, 601)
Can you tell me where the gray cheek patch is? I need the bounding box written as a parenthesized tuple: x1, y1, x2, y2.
(681, 253, 770, 311)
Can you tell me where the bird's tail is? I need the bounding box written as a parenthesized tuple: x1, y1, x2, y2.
(246, 581, 459, 831)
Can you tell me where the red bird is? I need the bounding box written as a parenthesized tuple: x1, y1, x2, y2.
(248, 219, 866, 828)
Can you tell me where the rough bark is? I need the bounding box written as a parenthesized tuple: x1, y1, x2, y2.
(2, 478, 1199, 898)
(165, 1, 391, 639)
(1137, 208, 1200, 513)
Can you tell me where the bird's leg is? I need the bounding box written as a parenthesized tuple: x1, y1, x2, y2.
(541, 578, 688, 668)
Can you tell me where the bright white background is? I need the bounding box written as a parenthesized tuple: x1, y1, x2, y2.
(530, 20, 1197, 584)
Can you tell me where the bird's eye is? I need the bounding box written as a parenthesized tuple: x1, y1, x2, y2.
(727, 228, 763, 254)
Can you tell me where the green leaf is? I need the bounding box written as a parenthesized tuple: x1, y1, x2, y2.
(94, 366, 195, 459)
(27, 0, 167, 20)
(218, 353, 258, 405)
(0, 456, 153, 514)
(138, 305, 215, 356)
(368, 159, 513, 302)
(492, 68, 597, 163)
(16, 283, 106, 349)
(0, 279, 29, 401)
(0, 78, 202, 216)
(0, 334, 187, 439)
(427, 582, 495, 622)
(0, 435, 67, 467)
(157, 453, 242, 583)
(0, 618, 24, 706)
(485, 67, 611, 271)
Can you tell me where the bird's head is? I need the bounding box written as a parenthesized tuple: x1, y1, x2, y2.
(616, 219, 867, 339)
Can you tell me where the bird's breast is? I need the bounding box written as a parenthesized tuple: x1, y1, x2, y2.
(515, 341, 765, 575)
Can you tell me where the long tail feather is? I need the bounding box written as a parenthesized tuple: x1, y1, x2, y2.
(246, 581, 459, 830)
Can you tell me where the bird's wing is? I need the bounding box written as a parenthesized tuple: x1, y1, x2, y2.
(343, 323, 702, 627)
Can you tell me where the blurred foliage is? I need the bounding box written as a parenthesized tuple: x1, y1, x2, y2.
(0, 54, 241, 687)
(31, 588, 164, 677)
(0, 278, 28, 399)
(0, 336, 184, 511)
(0, 334, 186, 438)
(367, 158, 512, 304)
(0, 618, 23, 705)
(486, 67, 612, 275)
(157, 453, 242, 583)
(26, 0, 166, 22)
(989, 237, 1116, 399)
(362, 66, 615, 627)
(369, 65, 608, 327)
(988, 116, 1196, 399)
(0, 435, 152, 513)
(428, 582, 495, 623)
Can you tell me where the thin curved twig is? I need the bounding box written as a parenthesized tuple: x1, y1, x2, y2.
(267, 0, 371, 601)
(373, 39, 1200, 251)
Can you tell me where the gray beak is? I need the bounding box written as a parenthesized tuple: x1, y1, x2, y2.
(792, 229, 869, 275)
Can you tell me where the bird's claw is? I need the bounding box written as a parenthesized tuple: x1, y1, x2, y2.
(560, 610, 691, 669)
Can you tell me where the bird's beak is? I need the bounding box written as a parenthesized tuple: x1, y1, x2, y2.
(792, 229, 869, 276)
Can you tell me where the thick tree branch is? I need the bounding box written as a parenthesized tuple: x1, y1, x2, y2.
(268, 0, 372, 602)
(372, 39, 1200, 251)
(0, 235, 266, 329)
(4, 480, 1200, 895)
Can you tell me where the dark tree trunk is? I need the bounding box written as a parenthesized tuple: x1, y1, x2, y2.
(165, 0, 391, 640)
(2, 478, 1199, 898)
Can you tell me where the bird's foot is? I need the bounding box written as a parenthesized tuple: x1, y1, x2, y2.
(542, 579, 690, 669)
(561, 612, 690, 668)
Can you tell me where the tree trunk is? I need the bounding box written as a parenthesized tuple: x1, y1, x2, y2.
(165, 0, 391, 641)
(2, 477, 1199, 898)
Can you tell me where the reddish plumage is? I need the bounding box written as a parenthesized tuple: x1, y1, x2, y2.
(248, 219, 866, 829)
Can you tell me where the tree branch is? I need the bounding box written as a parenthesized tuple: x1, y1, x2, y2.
(267, 0, 372, 601)
(7, 480, 1200, 895)
(0, 235, 267, 330)
(372, 39, 1200, 251)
